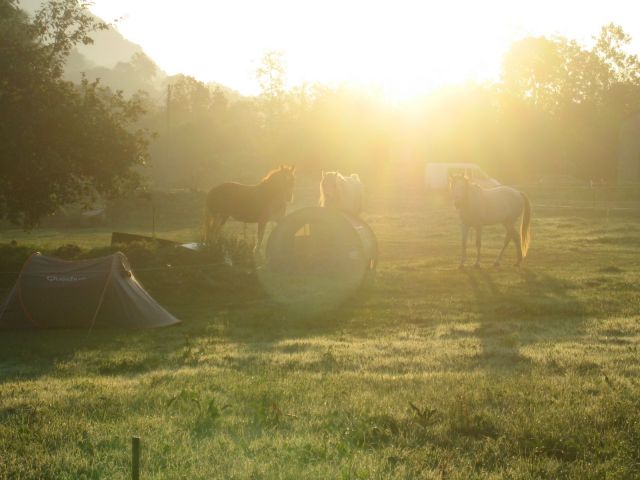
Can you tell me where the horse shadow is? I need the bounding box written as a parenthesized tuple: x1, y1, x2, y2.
(455, 266, 587, 374)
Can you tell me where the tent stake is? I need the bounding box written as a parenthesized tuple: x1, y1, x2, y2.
(132, 436, 140, 480)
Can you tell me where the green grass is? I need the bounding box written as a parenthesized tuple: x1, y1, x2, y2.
(0, 186, 639, 479)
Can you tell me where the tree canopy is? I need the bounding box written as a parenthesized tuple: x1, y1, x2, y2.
(141, 25, 640, 190)
(499, 24, 640, 179)
(0, 0, 150, 227)
(3, 0, 639, 213)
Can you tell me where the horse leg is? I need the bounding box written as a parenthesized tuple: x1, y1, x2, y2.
(254, 221, 266, 254)
(474, 226, 482, 268)
(207, 215, 228, 244)
(203, 210, 211, 244)
(204, 211, 219, 244)
(218, 215, 229, 231)
(459, 224, 469, 269)
(494, 225, 512, 267)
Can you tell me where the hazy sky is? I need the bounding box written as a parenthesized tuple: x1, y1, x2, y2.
(89, 0, 640, 100)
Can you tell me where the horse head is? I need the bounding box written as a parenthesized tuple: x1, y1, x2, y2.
(449, 173, 470, 210)
(320, 171, 341, 206)
(263, 164, 296, 204)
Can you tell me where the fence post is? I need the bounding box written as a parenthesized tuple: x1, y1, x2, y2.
(132, 436, 140, 480)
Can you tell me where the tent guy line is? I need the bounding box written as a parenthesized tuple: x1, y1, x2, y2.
(0, 261, 233, 276)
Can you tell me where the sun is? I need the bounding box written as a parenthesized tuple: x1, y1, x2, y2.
(242, 1, 509, 101)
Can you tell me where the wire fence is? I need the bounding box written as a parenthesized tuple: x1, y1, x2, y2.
(439, 182, 640, 215)
(521, 184, 640, 215)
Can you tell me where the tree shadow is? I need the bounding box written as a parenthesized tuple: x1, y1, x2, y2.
(0, 262, 588, 384)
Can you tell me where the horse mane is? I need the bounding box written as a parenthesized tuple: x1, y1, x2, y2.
(260, 165, 294, 184)
(319, 171, 339, 207)
(450, 173, 481, 191)
(320, 170, 364, 215)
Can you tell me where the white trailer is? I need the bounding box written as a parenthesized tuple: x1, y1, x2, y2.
(424, 162, 500, 190)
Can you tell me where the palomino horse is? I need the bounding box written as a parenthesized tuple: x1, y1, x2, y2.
(450, 174, 531, 268)
(319, 171, 364, 217)
(204, 165, 295, 252)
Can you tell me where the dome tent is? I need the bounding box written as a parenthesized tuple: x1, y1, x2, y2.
(0, 252, 179, 329)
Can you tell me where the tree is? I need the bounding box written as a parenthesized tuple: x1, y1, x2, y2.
(0, 0, 150, 227)
(168, 74, 211, 119)
(256, 50, 287, 128)
(500, 25, 640, 179)
(256, 50, 286, 101)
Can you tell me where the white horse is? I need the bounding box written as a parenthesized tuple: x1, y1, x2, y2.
(319, 171, 364, 217)
(450, 174, 531, 268)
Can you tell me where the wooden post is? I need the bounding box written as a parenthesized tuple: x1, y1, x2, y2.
(132, 436, 140, 480)
(151, 201, 156, 239)
(166, 84, 171, 165)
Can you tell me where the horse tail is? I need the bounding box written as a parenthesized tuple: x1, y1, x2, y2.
(520, 193, 531, 258)
(203, 191, 215, 243)
(319, 179, 326, 207)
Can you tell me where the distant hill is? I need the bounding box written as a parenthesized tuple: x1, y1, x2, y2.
(18, 0, 167, 97)
(75, 24, 143, 69)
(17, 0, 241, 101)
(18, 0, 143, 68)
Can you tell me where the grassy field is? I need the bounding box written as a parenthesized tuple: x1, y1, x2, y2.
(0, 183, 639, 479)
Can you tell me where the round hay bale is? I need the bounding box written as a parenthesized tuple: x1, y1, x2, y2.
(258, 207, 377, 312)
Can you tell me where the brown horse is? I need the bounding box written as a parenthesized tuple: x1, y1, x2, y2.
(204, 165, 296, 252)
